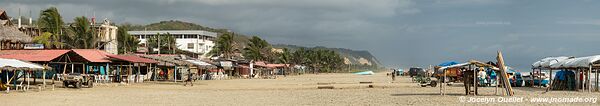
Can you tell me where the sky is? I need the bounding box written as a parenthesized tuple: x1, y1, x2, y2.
(2, 0, 600, 71)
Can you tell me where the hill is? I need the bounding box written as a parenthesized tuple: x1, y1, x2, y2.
(125, 20, 382, 66)
(273, 44, 382, 66)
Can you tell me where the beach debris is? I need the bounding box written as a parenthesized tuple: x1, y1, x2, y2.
(359, 82, 373, 84)
(318, 86, 334, 89)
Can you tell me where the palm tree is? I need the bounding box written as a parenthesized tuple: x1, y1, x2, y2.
(65, 16, 96, 49)
(33, 32, 63, 49)
(243, 36, 271, 61)
(117, 25, 139, 54)
(208, 32, 235, 59)
(146, 33, 176, 54)
(36, 7, 64, 49)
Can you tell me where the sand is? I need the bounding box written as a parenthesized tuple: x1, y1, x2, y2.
(0, 73, 599, 106)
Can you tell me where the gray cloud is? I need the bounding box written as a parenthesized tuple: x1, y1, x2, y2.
(3, 0, 600, 71)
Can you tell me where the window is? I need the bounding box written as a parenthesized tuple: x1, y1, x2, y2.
(187, 43, 194, 49)
(184, 35, 198, 39)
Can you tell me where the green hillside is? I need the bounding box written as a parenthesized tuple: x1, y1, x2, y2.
(124, 20, 382, 67)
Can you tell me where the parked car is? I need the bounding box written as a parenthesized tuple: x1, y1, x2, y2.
(408, 67, 425, 77)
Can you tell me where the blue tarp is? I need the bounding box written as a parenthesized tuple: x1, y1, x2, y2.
(555, 70, 574, 81)
(438, 61, 459, 67)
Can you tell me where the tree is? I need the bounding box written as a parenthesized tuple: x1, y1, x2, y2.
(33, 32, 63, 49)
(36, 7, 65, 49)
(64, 16, 96, 49)
(146, 33, 176, 54)
(243, 36, 271, 61)
(208, 32, 235, 59)
(117, 25, 140, 54)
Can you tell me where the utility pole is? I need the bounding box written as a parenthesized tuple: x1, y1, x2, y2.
(158, 33, 161, 55)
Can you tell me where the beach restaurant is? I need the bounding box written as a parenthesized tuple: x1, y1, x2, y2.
(0, 49, 158, 84)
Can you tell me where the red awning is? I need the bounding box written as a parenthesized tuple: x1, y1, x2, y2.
(0, 50, 70, 62)
(71, 49, 111, 63)
(107, 55, 158, 64)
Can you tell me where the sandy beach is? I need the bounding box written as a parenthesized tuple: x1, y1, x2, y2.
(0, 72, 598, 106)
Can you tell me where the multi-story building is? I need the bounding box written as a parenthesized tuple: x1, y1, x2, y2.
(92, 19, 118, 54)
(128, 30, 217, 58)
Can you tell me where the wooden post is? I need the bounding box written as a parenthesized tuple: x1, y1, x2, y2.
(137, 63, 141, 83)
(587, 65, 591, 92)
(549, 69, 553, 88)
(576, 69, 579, 91)
(129, 63, 132, 83)
(71, 64, 74, 74)
(473, 65, 478, 96)
(596, 68, 599, 92)
(441, 68, 445, 95)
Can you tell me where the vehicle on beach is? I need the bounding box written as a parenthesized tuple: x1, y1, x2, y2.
(62, 73, 95, 88)
(408, 67, 425, 78)
(409, 67, 437, 87)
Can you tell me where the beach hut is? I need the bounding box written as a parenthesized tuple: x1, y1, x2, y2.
(532, 55, 600, 92)
(106, 55, 158, 83)
(0, 58, 49, 92)
(1, 9, 32, 50)
(437, 60, 513, 96)
(139, 54, 195, 82)
(185, 59, 217, 80)
(434, 61, 461, 83)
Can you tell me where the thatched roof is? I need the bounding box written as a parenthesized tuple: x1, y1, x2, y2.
(0, 25, 32, 43)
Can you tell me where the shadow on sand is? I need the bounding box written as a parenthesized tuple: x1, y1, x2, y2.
(391, 93, 465, 96)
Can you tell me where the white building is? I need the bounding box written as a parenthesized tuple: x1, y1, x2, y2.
(93, 19, 118, 54)
(128, 30, 217, 58)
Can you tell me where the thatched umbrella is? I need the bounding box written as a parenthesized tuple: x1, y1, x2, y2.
(0, 25, 32, 43)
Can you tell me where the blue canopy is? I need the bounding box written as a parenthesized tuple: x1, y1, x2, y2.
(438, 61, 459, 66)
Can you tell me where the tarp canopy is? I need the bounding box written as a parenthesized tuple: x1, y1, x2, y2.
(0, 58, 47, 71)
(438, 61, 459, 67)
(185, 60, 217, 68)
(532, 56, 573, 68)
(439, 60, 500, 71)
(551, 55, 600, 68)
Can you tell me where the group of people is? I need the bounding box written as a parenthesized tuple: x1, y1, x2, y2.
(476, 68, 497, 86)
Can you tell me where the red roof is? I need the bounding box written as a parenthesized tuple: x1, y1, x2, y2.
(72, 49, 111, 63)
(0, 50, 70, 62)
(107, 55, 158, 63)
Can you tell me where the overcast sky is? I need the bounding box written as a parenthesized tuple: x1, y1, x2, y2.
(2, 0, 600, 71)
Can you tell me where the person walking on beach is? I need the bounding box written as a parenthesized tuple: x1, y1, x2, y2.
(391, 69, 396, 81)
(184, 70, 193, 86)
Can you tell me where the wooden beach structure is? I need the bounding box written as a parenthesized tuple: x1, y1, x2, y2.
(106, 55, 158, 83)
(0, 58, 50, 93)
(532, 55, 600, 92)
(438, 51, 514, 96)
(1, 9, 32, 50)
